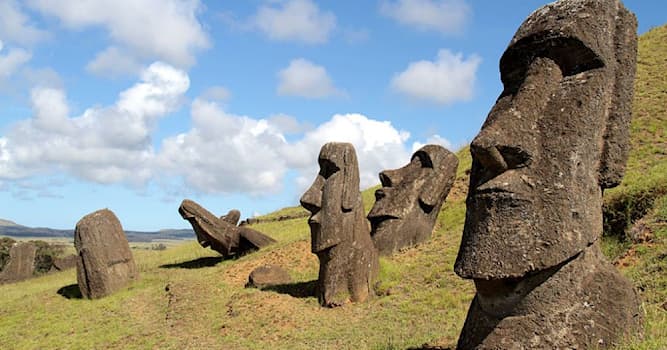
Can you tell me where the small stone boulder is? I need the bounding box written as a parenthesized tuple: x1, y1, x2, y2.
(52, 254, 78, 271)
(246, 265, 292, 288)
(0, 242, 37, 284)
(75, 209, 139, 299)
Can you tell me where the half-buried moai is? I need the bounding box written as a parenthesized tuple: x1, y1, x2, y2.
(179, 200, 276, 258)
(300, 142, 379, 307)
(454, 0, 641, 348)
(0, 242, 36, 284)
(75, 209, 139, 299)
(368, 145, 458, 255)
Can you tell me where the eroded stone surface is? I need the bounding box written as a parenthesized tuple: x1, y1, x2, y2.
(301, 142, 378, 307)
(368, 145, 458, 255)
(246, 265, 292, 289)
(75, 209, 139, 299)
(0, 242, 36, 284)
(179, 200, 276, 257)
(52, 254, 78, 271)
(454, 0, 641, 348)
(221, 209, 241, 226)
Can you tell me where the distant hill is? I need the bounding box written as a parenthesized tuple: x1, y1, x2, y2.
(0, 220, 194, 242)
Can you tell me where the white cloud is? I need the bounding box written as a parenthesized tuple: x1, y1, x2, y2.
(157, 98, 291, 194)
(86, 46, 142, 78)
(411, 134, 453, 152)
(0, 46, 31, 77)
(27, 0, 209, 69)
(0, 0, 49, 46)
(277, 58, 343, 98)
(0, 62, 189, 184)
(252, 0, 336, 44)
(287, 114, 411, 191)
(392, 49, 481, 104)
(380, 0, 470, 35)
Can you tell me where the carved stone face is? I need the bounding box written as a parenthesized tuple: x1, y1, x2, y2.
(300, 142, 361, 253)
(455, 0, 637, 279)
(368, 145, 457, 254)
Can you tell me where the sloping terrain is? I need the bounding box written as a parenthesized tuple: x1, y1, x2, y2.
(0, 25, 665, 349)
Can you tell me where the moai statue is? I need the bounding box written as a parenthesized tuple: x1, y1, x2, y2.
(75, 209, 139, 299)
(454, 0, 642, 348)
(368, 145, 458, 255)
(300, 142, 379, 307)
(179, 200, 276, 258)
(221, 209, 241, 226)
(0, 242, 36, 284)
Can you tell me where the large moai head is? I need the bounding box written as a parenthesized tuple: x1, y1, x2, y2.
(300, 142, 378, 306)
(75, 209, 139, 299)
(300, 142, 362, 254)
(455, 0, 638, 279)
(368, 145, 458, 255)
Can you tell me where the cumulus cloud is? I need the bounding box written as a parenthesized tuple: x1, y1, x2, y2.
(0, 0, 49, 46)
(251, 0, 336, 44)
(392, 49, 481, 104)
(201, 86, 231, 101)
(380, 0, 470, 35)
(287, 114, 412, 190)
(0, 45, 31, 77)
(28, 0, 209, 72)
(277, 58, 343, 98)
(0, 62, 189, 184)
(86, 46, 142, 78)
(412, 134, 453, 152)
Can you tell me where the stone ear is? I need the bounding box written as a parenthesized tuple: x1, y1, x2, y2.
(598, 6, 637, 189)
(341, 146, 360, 211)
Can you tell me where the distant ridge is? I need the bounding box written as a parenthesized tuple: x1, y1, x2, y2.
(0, 218, 194, 242)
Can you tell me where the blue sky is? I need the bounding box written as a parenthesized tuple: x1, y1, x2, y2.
(0, 0, 664, 231)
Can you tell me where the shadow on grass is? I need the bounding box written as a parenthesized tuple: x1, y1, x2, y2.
(57, 284, 82, 299)
(159, 256, 225, 269)
(262, 280, 317, 298)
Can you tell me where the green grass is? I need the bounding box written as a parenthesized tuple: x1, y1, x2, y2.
(1, 25, 666, 349)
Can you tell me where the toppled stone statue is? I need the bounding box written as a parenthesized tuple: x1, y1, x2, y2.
(368, 145, 458, 255)
(75, 209, 139, 299)
(300, 142, 378, 307)
(0, 242, 36, 284)
(179, 200, 276, 258)
(454, 0, 641, 348)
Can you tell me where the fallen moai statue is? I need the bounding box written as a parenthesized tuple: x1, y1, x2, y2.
(301, 142, 378, 307)
(454, 0, 642, 348)
(179, 200, 276, 258)
(0, 242, 36, 284)
(368, 144, 458, 255)
(75, 209, 139, 299)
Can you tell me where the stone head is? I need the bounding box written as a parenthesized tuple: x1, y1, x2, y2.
(300, 142, 362, 253)
(368, 145, 458, 253)
(455, 0, 637, 279)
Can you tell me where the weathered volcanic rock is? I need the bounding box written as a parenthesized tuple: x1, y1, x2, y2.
(221, 209, 241, 226)
(454, 0, 641, 348)
(301, 142, 379, 307)
(179, 200, 276, 257)
(52, 254, 78, 271)
(75, 209, 139, 299)
(368, 144, 458, 255)
(0, 242, 36, 284)
(246, 265, 292, 289)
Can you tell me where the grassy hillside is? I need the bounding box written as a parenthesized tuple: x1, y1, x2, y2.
(1, 25, 666, 349)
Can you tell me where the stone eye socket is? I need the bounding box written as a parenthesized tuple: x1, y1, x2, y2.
(318, 159, 340, 179)
(498, 146, 532, 169)
(412, 151, 433, 169)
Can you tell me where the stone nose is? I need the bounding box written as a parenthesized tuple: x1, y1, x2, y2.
(300, 176, 323, 214)
(379, 169, 402, 187)
(470, 135, 509, 176)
